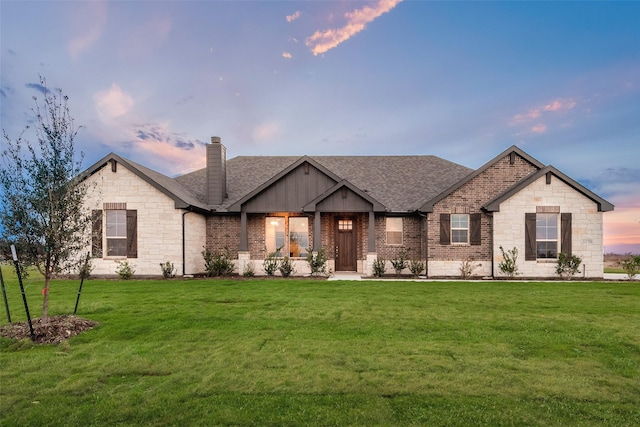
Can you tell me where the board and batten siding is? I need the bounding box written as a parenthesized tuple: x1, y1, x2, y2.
(84, 163, 206, 276)
(493, 175, 604, 278)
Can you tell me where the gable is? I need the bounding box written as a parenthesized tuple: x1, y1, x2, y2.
(82, 153, 209, 213)
(237, 161, 339, 213)
(421, 146, 543, 212)
(484, 166, 614, 212)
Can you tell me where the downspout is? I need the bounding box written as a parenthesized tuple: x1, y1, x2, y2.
(417, 211, 429, 277)
(485, 210, 494, 278)
(182, 210, 190, 276)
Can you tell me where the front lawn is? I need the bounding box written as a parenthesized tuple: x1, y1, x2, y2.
(1, 272, 638, 426)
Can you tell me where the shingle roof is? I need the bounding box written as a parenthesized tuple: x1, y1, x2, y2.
(82, 153, 210, 213)
(175, 155, 473, 212)
(484, 165, 615, 213)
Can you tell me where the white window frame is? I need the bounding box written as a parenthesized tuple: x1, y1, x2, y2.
(536, 213, 558, 259)
(106, 209, 127, 257)
(386, 217, 403, 245)
(451, 214, 469, 244)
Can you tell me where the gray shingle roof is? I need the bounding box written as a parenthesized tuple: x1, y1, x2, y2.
(176, 155, 472, 212)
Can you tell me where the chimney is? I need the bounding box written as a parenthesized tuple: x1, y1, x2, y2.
(206, 136, 227, 205)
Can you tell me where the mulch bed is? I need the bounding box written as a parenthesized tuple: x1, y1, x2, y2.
(0, 315, 98, 344)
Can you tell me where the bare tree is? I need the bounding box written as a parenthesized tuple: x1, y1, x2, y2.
(0, 76, 88, 319)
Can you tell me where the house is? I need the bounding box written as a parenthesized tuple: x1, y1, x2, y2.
(81, 137, 613, 278)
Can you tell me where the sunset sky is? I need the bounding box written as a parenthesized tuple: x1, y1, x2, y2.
(1, 1, 638, 253)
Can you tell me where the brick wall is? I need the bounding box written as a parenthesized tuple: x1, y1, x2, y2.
(428, 153, 539, 276)
(206, 215, 241, 255)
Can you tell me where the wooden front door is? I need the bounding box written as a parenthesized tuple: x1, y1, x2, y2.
(335, 218, 356, 271)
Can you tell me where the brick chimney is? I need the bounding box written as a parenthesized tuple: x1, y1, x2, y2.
(206, 136, 227, 205)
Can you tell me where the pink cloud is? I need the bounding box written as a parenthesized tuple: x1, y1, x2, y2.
(306, 0, 403, 56)
(531, 124, 547, 134)
(286, 11, 301, 23)
(93, 83, 134, 121)
(67, 0, 108, 59)
(510, 98, 578, 134)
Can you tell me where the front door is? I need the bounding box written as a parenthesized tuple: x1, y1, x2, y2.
(335, 218, 356, 271)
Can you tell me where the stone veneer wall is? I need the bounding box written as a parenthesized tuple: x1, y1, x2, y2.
(428, 153, 539, 277)
(493, 175, 604, 278)
(84, 164, 206, 276)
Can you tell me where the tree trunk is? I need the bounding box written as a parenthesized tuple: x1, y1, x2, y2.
(42, 274, 51, 320)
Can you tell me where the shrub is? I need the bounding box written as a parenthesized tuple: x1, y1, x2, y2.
(242, 261, 256, 277)
(278, 256, 296, 277)
(408, 259, 425, 277)
(498, 246, 519, 278)
(556, 252, 583, 280)
(372, 258, 386, 277)
(77, 256, 94, 279)
(160, 261, 176, 279)
(263, 250, 280, 276)
(202, 247, 236, 277)
(390, 249, 408, 275)
(460, 258, 477, 279)
(115, 260, 135, 280)
(619, 254, 640, 280)
(306, 248, 329, 276)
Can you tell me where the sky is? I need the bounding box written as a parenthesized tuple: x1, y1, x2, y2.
(1, 0, 639, 254)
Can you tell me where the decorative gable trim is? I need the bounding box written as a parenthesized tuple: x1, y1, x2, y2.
(483, 166, 614, 213)
(420, 145, 545, 212)
(228, 156, 344, 212)
(303, 180, 386, 213)
(81, 153, 210, 214)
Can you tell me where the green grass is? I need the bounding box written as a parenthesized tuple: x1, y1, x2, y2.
(1, 267, 639, 426)
(604, 267, 627, 274)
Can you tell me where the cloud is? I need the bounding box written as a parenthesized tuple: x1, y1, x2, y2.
(252, 122, 279, 141)
(306, 0, 403, 56)
(282, 52, 292, 59)
(511, 98, 577, 125)
(510, 97, 578, 135)
(93, 83, 134, 120)
(531, 124, 547, 134)
(128, 123, 207, 174)
(25, 82, 50, 95)
(68, 0, 108, 59)
(118, 15, 172, 59)
(286, 11, 301, 23)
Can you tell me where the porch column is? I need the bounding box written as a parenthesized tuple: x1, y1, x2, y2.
(368, 210, 376, 252)
(239, 210, 248, 252)
(313, 212, 321, 251)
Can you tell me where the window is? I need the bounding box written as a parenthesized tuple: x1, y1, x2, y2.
(525, 212, 572, 261)
(338, 219, 353, 230)
(386, 217, 403, 245)
(289, 217, 309, 258)
(440, 213, 481, 246)
(536, 213, 558, 259)
(451, 214, 469, 244)
(91, 207, 137, 258)
(265, 217, 285, 256)
(106, 210, 127, 256)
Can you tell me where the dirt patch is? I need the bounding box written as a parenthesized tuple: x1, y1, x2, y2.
(0, 315, 98, 344)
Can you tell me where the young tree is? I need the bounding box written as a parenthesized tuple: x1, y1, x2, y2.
(0, 76, 88, 319)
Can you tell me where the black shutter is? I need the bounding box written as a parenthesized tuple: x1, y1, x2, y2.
(440, 213, 451, 245)
(470, 213, 481, 246)
(525, 213, 536, 261)
(92, 210, 103, 257)
(126, 210, 138, 258)
(561, 213, 572, 256)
